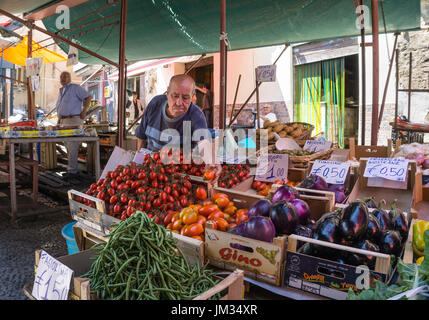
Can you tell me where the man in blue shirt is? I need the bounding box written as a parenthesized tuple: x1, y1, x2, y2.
(136, 74, 208, 155)
(56, 71, 92, 179)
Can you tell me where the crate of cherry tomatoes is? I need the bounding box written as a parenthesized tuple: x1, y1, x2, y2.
(68, 152, 211, 236)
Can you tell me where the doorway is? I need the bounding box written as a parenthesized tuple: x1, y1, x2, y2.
(186, 57, 214, 108)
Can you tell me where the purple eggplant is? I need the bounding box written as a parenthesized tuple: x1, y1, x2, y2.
(388, 200, 409, 242)
(313, 215, 341, 244)
(248, 199, 272, 218)
(269, 200, 299, 235)
(339, 201, 369, 242)
(328, 184, 347, 193)
(363, 197, 379, 209)
(335, 191, 347, 203)
(271, 186, 300, 204)
(294, 224, 314, 238)
(378, 230, 402, 256)
(352, 240, 380, 269)
(229, 222, 248, 237)
(372, 208, 393, 233)
(289, 198, 311, 225)
(244, 216, 276, 243)
(298, 174, 329, 191)
(365, 213, 382, 243)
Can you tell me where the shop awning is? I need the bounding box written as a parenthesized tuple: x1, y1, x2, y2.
(0, 0, 422, 65)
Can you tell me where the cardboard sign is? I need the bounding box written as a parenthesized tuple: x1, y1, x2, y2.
(255, 153, 288, 183)
(100, 146, 134, 179)
(363, 158, 409, 182)
(32, 251, 73, 300)
(25, 57, 43, 77)
(256, 65, 277, 82)
(303, 140, 332, 153)
(310, 160, 351, 185)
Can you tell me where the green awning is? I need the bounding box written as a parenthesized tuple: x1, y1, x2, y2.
(0, 0, 54, 14)
(19, 0, 427, 65)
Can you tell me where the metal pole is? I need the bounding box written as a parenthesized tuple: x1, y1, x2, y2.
(378, 33, 399, 129)
(394, 48, 399, 142)
(371, 0, 379, 145)
(219, 0, 227, 130)
(229, 74, 241, 124)
(0, 8, 119, 68)
(117, 0, 127, 148)
(408, 52, 412, 120)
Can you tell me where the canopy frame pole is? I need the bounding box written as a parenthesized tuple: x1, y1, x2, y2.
(117, 0, 128, 148)
(0, 8, 119, 68)
(27, 24, 35, 162)
(371, 0, 379, 145)
(219, 0, 227, 130)
(228, 44, 289, 128)
(378, 32, 399, 129)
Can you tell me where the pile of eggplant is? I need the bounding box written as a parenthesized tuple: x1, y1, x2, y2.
(298, 174, 348, 203)
(230, 185, 314, 243)
(301, 198, 410, 269)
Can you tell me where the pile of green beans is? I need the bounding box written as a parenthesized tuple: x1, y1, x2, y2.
(82, 211, 220, 300)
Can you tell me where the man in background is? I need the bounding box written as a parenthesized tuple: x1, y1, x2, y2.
(195, 83, 213, 128)
(257, 103, 277, 128)
(56, 71, 92, 180)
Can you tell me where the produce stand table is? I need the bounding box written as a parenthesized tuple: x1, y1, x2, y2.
(4, 136, 100, 227)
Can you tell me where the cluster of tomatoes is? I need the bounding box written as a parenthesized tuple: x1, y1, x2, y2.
(82, 152, 208, 223)
(217, 164, 251, 188)
(163, 192, 249, 241)
(251, 179, 285, 196)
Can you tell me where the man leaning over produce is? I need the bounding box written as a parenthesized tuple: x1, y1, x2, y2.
(56, 71, 92, 180)
(135, 74, 208, 155)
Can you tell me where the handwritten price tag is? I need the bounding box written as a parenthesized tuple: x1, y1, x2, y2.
(32, 251, 73, 300)
(256, 65, 277, 82)
(363, 158, 409, 182)
(133, 148, 153, 164)
(255, 153, 288, 183)
(310, 160, 351, 184)
(303, 140, 332, 153)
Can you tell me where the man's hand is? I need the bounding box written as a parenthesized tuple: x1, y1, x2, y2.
(80, 110, 86, 119)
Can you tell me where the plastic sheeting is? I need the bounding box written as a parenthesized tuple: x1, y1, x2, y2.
(36, 0, 421, 65)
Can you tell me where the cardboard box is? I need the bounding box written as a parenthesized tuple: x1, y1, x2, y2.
(347, 158, 417, 213)
(284, 234, 393, 300)
(349, 138, 393, 160)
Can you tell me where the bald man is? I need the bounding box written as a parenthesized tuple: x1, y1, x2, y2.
(136, 74, 208, 152)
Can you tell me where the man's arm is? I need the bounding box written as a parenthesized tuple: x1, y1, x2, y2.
(137, 138, 146, 151)
(195, 86, 207, 94)
(80, 95, 92, 119)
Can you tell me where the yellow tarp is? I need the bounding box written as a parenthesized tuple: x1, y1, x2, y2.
(1, 36, 66, 66)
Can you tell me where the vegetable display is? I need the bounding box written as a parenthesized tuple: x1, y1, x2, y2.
(349, 230, 429, 300)
(298, 174, 347, 203)
(413, 220, 429, 257)
(82, 211, 221, 300)
(79, 152, 209, 224)
(216, 164, 251, 189)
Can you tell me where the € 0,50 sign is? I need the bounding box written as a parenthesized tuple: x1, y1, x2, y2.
(256, 65, 277, 82)
(32, 251, 73, 300)
(363, 158, 409, 182)
(255, 153, 288, 183)
(310, 160, 351, 185)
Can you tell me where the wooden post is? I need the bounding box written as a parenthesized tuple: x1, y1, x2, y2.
(408, 52, 412, 120)
(255, 69, 260, 130)
(117, 0, 127, 148)
(219, 0, 227, 130)
(229, 74, 241, 125)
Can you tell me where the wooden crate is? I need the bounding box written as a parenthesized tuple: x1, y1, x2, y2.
(403, 219, 418, 264)
(347, 158, 417, 214)
(23, 250, 244, 300)
(284, 234, 392, 300)
(40, 142, 57, 169)
(349, 138, 393, 160)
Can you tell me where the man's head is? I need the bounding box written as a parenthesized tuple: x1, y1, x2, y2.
(166, 74, 196, 118)
(262, 104, 272, 115)
(203, 82, 210, 90)
(60, 71, 71, 87)
(132, 91, 138, 99)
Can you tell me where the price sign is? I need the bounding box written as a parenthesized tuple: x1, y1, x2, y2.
(256, 65, 277, 82)
(255, 153, 288, 183)
(133, 148, 152, 164)
(303, 140, 332, 153)
(32, 251, 73, 300)
(363, 158, 409, 182)
(310, 160, 351, 184)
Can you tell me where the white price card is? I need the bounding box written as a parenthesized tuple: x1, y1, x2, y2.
(255, 153, 288, 183)
(303, 140, 332, 153)
(256, 65, 277, 82)
(32, 251, 74, 300)
(363, 158, 409, 182)
(133, 148, 152, 164)
(310, 160, 351, 185)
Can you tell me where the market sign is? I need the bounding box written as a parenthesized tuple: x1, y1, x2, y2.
(255, 153, 288, 183)
(32, 251, 73, 300)
(25, 57, 43, 77)
(363, 158, 409, 182)
(256, 65, 276, 82)
(303, 140, 332, 153)
(310, 160, 351, 185)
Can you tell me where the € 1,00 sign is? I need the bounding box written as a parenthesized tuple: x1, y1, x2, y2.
(32, 251, 73, 300)
(363, 158, 409, 182)
(310, 160, 351, 185)
(255, 153, 288, 183)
